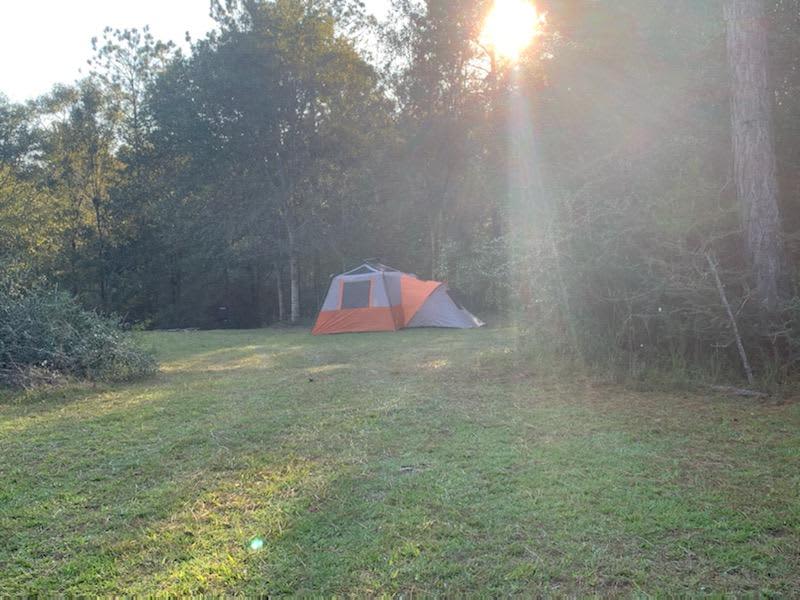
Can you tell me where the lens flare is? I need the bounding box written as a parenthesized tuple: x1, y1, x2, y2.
(480, 0, 545, 61)
(249, 537, 264, 550)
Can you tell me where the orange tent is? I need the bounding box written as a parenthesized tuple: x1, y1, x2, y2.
(312, 262, 483, 335)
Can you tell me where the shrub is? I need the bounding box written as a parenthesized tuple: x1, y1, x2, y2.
(0, 277, 157, 388)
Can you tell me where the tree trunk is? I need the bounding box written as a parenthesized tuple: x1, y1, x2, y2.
(725, 0, 786, 312)
(92, 196, 107, 310)
(69, 233, 79, 296)
(275, 261, 286, 322)
(251, 262, 261, 326)
(286, 226, 300, 323)
(312, 250, 321, 312)
(429, 220, 437, 279)
(488, 48, 505, 240)
(289, 253, 300, 323)
(169, 263, 182, 321)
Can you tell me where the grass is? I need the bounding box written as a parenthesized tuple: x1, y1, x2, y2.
(1, 327, 798, 595)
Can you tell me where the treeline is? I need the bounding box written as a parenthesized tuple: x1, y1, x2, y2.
(2, 0, 800, 380)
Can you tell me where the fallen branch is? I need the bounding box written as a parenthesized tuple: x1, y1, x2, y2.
(707, 384, 768, 398)
(705, 252, 754, 386)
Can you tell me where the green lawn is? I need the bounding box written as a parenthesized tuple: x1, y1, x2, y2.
(1, 327, 798, 595)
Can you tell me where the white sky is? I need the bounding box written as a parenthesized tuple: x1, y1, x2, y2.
(0, 0, 391, 103)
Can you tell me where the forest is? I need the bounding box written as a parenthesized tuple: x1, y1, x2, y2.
(2, 0, 800, 382)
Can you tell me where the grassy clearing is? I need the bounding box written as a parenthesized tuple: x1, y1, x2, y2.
(1, 327, 798, 595)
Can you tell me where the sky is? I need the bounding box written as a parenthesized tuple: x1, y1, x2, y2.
(0, 0, 391, 103)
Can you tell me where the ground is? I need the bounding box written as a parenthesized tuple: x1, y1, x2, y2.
(1, 327, 798, 595)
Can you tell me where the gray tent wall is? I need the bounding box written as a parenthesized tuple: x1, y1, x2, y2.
(407, 285, 484, 329)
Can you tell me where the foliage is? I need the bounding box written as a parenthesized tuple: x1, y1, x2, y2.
(502, 0, 800, 382)
(0, 275, 156, 387)
(0, 167, 65, 279)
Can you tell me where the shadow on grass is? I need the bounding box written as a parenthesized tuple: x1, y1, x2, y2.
(0, 329, 459, 593)
(238, 419, 799, 596)
(0, 380, 327, 593)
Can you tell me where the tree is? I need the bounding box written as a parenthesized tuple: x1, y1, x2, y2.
(151, 0, 386, 323)
(89, 27, 174, 158)
(41, 82, 121, 308)
(0, 94, 38, 169)
(383, 0, 499, 280)
(725, 0, 787, 312)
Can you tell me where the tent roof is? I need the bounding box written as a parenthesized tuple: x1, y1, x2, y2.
(341, 260, 401, 275)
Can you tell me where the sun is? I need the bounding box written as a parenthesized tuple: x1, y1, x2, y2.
(480, 0, 545, 62)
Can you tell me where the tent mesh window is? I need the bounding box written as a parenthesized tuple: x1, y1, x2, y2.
(341, 280, 371, 308)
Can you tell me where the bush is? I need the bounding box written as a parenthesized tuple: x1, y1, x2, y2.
(0, 278, 157, 388)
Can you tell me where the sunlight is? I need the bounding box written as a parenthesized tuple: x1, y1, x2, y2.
(480, 0, 545, 62)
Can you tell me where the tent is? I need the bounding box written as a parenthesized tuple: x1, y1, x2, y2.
(312, 261, 484, 335)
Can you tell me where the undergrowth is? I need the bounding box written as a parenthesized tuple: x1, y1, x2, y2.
(0, 277, 156, 389)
